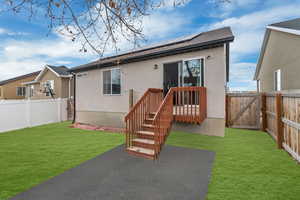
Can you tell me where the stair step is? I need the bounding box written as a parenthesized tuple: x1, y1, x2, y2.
(136, 130, 154, 135)
(142, 124, 155, 128)
(127, 146, 155, 155)
(133, 138, 155, 144)
(146, 117, 155, 121)
(149, 112, 157, 115)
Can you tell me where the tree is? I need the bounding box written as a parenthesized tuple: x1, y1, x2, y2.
(2, 0, 230, 55)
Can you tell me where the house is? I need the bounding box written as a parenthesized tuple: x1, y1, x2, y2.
(0, 71, 40, 100)
(254, 18, 300, 92)
(23, 65, 73, 99)
(71, 27, 234, 159)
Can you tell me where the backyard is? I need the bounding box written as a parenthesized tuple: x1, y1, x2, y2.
(0, 122, 299, 200)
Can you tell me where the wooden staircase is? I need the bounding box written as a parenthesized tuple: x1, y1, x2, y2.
(124, 87, 207, 159)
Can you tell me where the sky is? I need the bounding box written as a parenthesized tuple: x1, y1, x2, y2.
(0, 0, 300, 91)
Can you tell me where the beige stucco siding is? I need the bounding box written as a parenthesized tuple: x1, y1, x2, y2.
(30, 69, 71, 99)
(76, 46, 226, 120)
(258, 30, 300, 92)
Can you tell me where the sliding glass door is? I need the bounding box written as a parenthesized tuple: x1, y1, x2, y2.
(179, 58, 204, 87)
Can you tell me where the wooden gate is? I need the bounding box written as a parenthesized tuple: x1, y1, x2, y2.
(226, 93, 261, 129)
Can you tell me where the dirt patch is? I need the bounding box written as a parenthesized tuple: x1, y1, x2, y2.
(70, 122, 124, 133)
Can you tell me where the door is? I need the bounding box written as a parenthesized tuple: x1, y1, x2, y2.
(163, 62, 179, 95)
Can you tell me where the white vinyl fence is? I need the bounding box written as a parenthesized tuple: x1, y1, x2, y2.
(0, 98, 68, 133)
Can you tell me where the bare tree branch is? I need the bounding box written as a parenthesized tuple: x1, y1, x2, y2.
(1, 0, 230, 56)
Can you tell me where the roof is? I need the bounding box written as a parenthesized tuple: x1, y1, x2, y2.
(70, 27, 234, 72)
(47, 65, 70, 76)
(34, 65, 71, 82)
(0, 71, 40, 86)
(270, 18, 300, 31)
(254, 18, 300, 80)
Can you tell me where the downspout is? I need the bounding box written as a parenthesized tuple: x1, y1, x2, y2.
(72, 73, 76, 124)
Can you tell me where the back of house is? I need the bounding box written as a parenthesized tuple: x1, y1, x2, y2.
(254, 18, 300, 93)
(0, 71, 40, 100)
(71, 27, 234, 138)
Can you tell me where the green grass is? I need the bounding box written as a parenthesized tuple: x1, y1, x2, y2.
(167, 128, 300, 200)
(0, 122, 123, 200)
(1, 123, 299, 200)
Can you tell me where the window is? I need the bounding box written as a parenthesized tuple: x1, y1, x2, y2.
(274, 69, 281, 91)
(16, 87, 26, 96)
(179, 58, 204, 87)
(29, 85, 34, 97)
(103, 68, 121, 95)
(43, 80, 54, 96)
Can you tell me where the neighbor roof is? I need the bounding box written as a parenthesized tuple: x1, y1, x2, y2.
(270, 18, 300, 31)
(0, 71, 40, 86)
(254, 18, 300, 80)
(34, 65, 71, 82)
(70, 27, 234, 72)
(47, 65, 70, 76)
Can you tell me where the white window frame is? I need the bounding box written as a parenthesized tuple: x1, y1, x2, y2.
(180, 57, 205, 87)
(16, 87, 26, 96)
(102, 68, 121, 96)
(274, 69, 281, 91)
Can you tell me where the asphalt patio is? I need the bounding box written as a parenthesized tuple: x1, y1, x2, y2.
(10, 145, 215, 200)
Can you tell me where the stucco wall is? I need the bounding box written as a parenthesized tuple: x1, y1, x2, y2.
(258, 30, 300, 92)
(77, 46, 226, 115)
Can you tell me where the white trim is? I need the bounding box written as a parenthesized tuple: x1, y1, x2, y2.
(102, 67, 121, 96)
(267, 25, 300, 36)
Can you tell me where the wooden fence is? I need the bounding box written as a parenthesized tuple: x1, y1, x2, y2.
(262, 93, 300, 162)
(226, 92, 300, 163)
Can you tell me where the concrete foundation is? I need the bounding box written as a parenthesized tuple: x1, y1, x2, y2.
(172, 118, 225, 137)
(76, 111, 126, 128)
(76, 111, 224, 137)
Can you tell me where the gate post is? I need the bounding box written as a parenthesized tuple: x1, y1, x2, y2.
(275, 93, 283, 149)
(225, 94, 230, 127)
(261, 93, 267, 131)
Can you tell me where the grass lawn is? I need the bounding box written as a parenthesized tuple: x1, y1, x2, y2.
(0, 122, 124, 200)
(1, 122, 299, 200)
(167, 128, 300, 200)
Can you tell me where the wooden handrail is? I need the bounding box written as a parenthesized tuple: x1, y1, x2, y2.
(125, 88, 163, 121)
(125, 86, 207, 159)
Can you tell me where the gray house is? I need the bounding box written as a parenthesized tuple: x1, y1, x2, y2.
(254, 18, 300, 92)
(71, 27, 234, 158)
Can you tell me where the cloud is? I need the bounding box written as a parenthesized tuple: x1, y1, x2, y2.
(228, 62, 257, 91)
(209, 4, 300, 60)
(0, 28, 29, 36)
(142, 11, 186, 39)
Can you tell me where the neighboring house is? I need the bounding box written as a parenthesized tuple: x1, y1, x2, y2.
(0, 71, 40, 100)
(23, 65, 73, 99)
(254, 18, 300, 92)
(71, 27, 234, 139)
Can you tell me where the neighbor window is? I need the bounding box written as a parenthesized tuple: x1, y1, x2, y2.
(103, 68, 121, 95)
(274, 69, 281, 91)
(43, 80, 54, 96)
(16, 87, 26, 96)
(29, 85, 34, 97)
